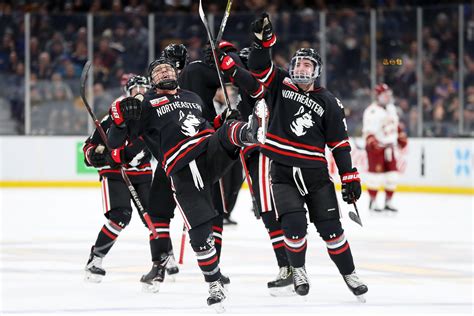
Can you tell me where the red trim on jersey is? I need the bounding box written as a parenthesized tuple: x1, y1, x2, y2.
(198, 255, 218, 266)
(261, 144, 327, 162)
(251, 66, 272, 78)
(267, 133, 324, 152)
(262, 69, 276, 87)
(165, 136, 210, 176)
(327, 242, 349, 255)
(99, 170, 153, 176)
(162, 129, 214, 164)
(326, 139, 350, 148)
(242, 144, 258, 155)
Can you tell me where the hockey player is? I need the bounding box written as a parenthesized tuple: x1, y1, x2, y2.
(182, 42, 294, 296)
(362, 83, 407, 212)
(107, 56, 264, 310)
(83, 75, 153, 283)
(139, 43, 190, 291)
(215, 13, 368, 301)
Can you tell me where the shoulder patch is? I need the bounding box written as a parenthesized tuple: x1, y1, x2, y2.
(150, 96, 170, 107)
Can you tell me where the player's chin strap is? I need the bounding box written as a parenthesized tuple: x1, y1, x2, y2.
(189, 160, 204, 190)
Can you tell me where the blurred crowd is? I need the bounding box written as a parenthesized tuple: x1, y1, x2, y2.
(0, 1, 472, 136)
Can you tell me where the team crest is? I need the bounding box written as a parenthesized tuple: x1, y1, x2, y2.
(179, 111, 202, 137)
(290, 106, 314, 136)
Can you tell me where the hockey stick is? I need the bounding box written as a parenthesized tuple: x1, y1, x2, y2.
(348, 201, 363, 227)
(199, 0, 261, 219)
(215, 0, 232, 44)
(80, 61, 158, 239)
(178, 224, 186, 264)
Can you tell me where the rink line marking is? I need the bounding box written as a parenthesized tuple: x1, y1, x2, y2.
(1, 181, 473, 194)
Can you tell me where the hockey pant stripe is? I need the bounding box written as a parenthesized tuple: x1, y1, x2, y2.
(258, 153, 272, 213)
(170, 178, 191, 230)
(101, 177, 111, 214)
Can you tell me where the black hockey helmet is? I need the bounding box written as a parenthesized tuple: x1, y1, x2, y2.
(148, 56, 178, 90)
(289, 48, 322, 84)
(125, 75, 150, 96)
(238, 47, 252, 67)
(162, 43, 188, 70)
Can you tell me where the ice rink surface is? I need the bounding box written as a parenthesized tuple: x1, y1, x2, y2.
(0, 188, 472, 315)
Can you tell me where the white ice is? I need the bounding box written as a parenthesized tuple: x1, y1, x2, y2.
(1, 188, 473, 315)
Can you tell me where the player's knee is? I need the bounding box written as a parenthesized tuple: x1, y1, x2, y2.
(261, 211, 280, 231)
(280, 211, 307, 237)
(107, 208, 132, 228)
(314, 219, 344, 241)
(385, 171, 398, 189)
(188, 221, 214, 251)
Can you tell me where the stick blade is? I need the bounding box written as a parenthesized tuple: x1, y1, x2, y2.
(349, 211, 363, 227)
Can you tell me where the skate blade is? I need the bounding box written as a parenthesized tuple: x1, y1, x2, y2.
(210, 302, 225, 314)
(356, 294, 366, 303)
(141, 281, 161, 293)
(269, 285, 296, 297)
(84, 272, 103, 283)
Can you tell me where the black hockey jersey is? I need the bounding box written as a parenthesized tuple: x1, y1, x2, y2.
(248, 50, 352, 171)
(113, 89, 215, 176)
(83, 106, 152, 183)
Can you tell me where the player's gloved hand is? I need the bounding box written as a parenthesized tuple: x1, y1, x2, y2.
(397, 125, 408, 149)
(213, 108, 242, 129)
(251, 12, 276, 48)
(110, 96, 142, 127)
(86, 144, 108, 167)
(217, 50, 237, 77)
(341, 168, 361, 204)
(106, 146, 125, 168)
(204, 41, 237, 66)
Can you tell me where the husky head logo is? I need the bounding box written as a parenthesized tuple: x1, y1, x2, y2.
(128, 149, 145, 167)
(290, 106, 314, 136)
(179, 110, 201, 137)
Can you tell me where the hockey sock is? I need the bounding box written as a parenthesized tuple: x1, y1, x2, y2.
(261, 211, 289, 267)
(368, 189, 378, 202)
(212, 214, 224, 262)
(149, 219, 171, 262)
(189, 221, 222, 282)
(315, 220, 355, 275)
(226, 121, 252, 147)
(385, 189, 394, 203)
(280, 212, 307, 268)
(93, 219, 124, 257)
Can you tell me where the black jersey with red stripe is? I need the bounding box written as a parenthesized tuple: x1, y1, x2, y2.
(83, 110, 152, 183)
(125, 89, 215, 176)
(248, 49, 352, 171)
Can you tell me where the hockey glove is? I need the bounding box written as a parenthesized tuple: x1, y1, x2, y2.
(251, 12, 276, 49)
(341, 168, 361, 204)
(110, 96, 142, 127)
(204, 41, 237, 67)
(106, 146, 125, 168)
(217, 51, 237, 79)
(85, 144, 108, 168)
(213, 108, 242, 129)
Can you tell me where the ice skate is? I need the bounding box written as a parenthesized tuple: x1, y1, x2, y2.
(343, 270, 368, 303)
(292, 266, 310, 296)
(384, 200, 398, 213)
(165, 253, 179, 282)
(207, 279, 226, 313)
(245, 98, 269, 145)
(220, 273, 230, 286)
(84, 247, 106, 283)
(369, 199, 383, 213)
(140, 257, 168, 293)
(267, 266, 295, 297)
